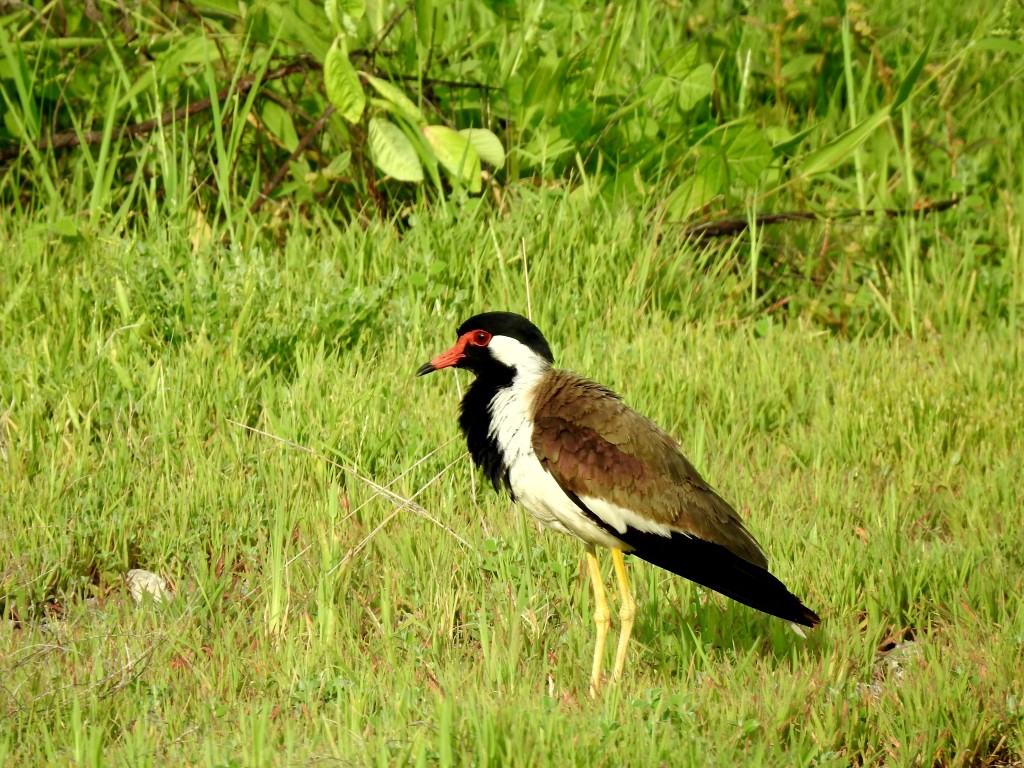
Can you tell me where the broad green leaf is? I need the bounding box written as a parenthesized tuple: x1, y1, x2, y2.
(677, 63, 714, 112)
(624, 116, 659, 144)
(459, 129, 505, 167)
(337, 0, 365, 18)
(325, 0, 339, 26)
(364, 74, 424, 123)
(798, 107, 890, 177)
(368, 118, 423, 182)
(324, 39, 365, 123)
(664, 156, 725, 219)
(721, 122, 773, 186)
(666, 45, 700, 77)
(261, 101, 299, 153)
(322, 151, 352, 179)
(423, 125, 481, 193)
(264, 3, 332, 62)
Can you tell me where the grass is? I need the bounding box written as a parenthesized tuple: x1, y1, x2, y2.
(3, 0, 1024, 764)
(1, 197, 1023, 765)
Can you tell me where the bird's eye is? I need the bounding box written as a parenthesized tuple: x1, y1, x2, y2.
(470, 330, 491, 346)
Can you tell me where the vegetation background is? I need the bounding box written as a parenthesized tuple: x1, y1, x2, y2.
(1, 0, 1022, 764)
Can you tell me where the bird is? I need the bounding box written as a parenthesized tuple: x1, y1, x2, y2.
(417, 311, 819, 695)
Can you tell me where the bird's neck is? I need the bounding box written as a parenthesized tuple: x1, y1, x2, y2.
(460, 365, 546, 498)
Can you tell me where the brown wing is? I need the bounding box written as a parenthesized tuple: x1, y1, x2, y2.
(531, 369, 768, 569)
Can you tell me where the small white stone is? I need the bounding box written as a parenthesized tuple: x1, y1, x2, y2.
(126, 569, 173, 604)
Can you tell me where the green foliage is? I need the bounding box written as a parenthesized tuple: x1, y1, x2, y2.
(2, 205, 1023, 764)
(1, 0, 1021, 334)
(368, 116, 425, 182)
(2, 0, 1012, 218)
(324, 38, 366, 124)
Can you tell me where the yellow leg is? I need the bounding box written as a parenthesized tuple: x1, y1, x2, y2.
(584, 546, 611, 697)
(610, 548, 636, 682)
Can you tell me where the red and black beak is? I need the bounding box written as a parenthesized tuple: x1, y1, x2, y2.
(416, 336, 469, 377)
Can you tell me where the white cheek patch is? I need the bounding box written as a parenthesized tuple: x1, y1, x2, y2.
(487, 335, 549, 377)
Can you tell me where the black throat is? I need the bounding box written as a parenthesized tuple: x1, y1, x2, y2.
(459, 368, 516, 500)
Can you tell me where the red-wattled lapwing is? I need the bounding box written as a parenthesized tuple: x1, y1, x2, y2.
(417, 312, 819, 695)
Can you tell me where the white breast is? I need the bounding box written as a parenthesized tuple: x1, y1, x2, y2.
(488, 371, 626, 551)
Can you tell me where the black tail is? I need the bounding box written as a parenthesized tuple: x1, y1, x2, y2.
(618, 528, 820, 627)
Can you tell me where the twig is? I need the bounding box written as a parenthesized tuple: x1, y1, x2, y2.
(347, 435, 459, 518)
(250, 104, 336, 215)
(4, 639, 158, 719)
(680, 197, 961, 239)
(327, 452, 467, 576)
(367, 3, 413, 60)
(225, 419, 470, 551)
(250, 436, 464, 598)
(0, 60, 311, 163)
(390, 74, 495, 92)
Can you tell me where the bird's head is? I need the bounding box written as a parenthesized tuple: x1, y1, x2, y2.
(417, 311, 554, 381)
